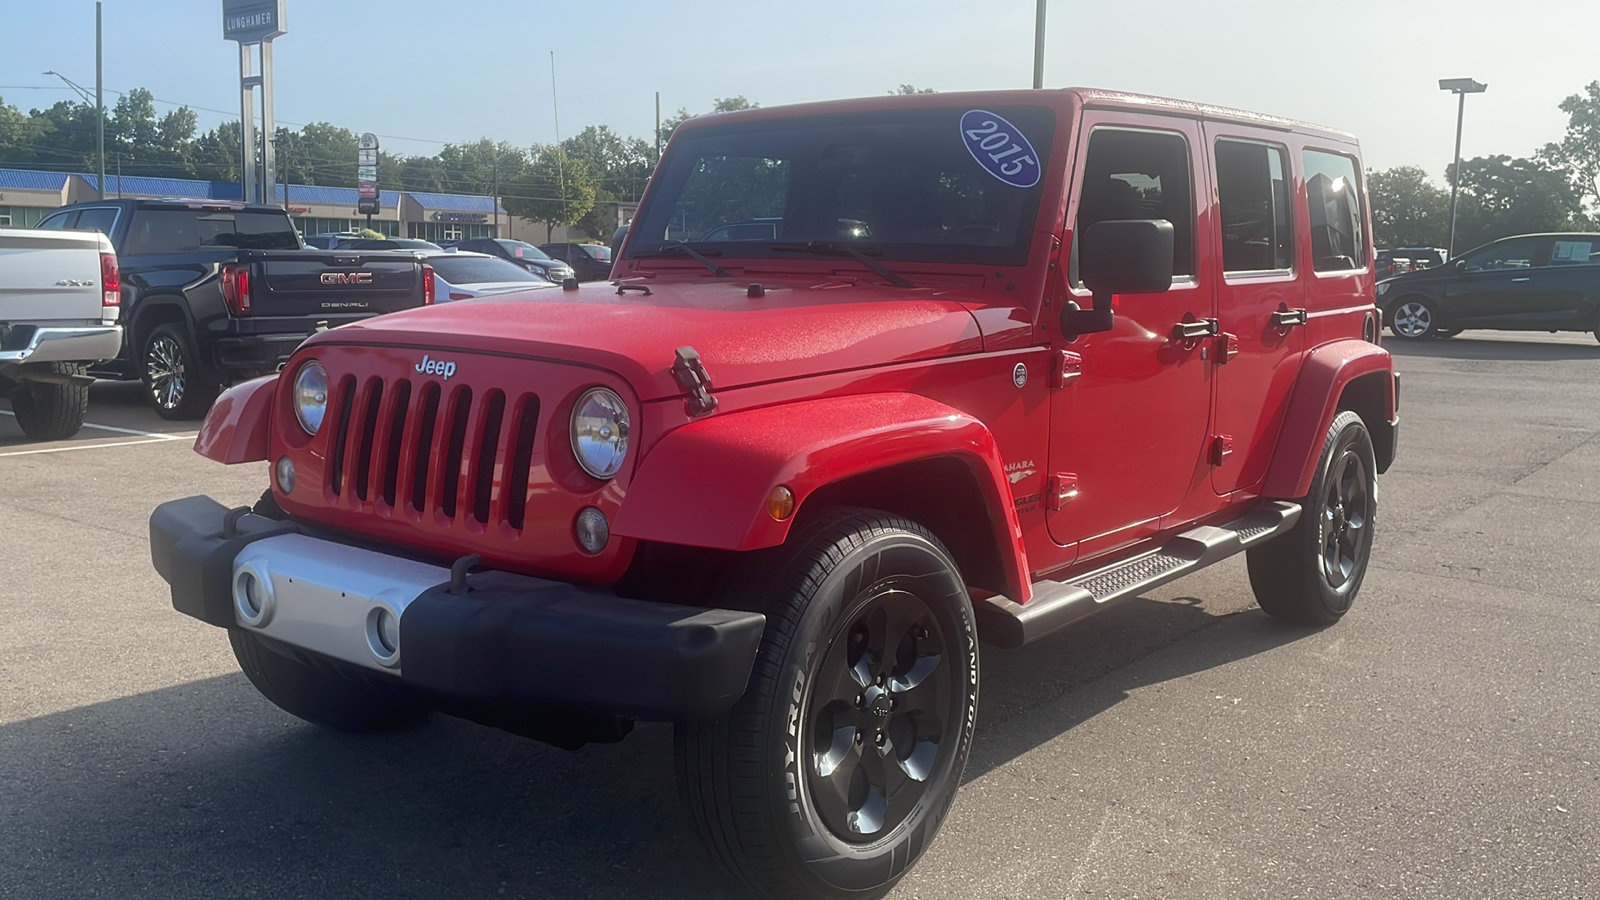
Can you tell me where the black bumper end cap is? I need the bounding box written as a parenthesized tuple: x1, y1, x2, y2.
(149, 496, 297, 627)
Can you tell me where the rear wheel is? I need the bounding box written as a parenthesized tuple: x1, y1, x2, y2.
(9, 363, 88, 440)
(229, 627, 430, 732)
(1388, 298, 1440, 340)
(676, 510, 978, 900)
(143, 323, 218, 420)
(1247, 410, 1376, 626)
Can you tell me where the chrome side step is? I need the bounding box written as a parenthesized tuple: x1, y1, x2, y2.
(975, 501, 1301, 649)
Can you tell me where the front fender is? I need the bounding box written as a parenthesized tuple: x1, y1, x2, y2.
(614, 392, 1027, 597)
(193, 374, 276, 464)
(1261, 340, 1395, 499)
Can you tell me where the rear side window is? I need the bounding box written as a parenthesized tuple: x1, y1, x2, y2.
(1550, 238, 1596, 265)
(430, 256, 544, 285)
(75, 207, 119, 236)
(38, 211, 77, 230)
(1073, 127, 1196, 279)
(123, 209, 300, 254)
(579, 244, 611, 261)
(1215, 140, 1292, 273)
(1303, 150, 1367, 272)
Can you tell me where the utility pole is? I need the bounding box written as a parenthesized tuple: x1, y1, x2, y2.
(95, 2, 105, 200)
(655, 91, 662, 165)
(1439, 78, 1487, 259)
(1032, 0, 1046, 89)
(492, 157, 500, 236)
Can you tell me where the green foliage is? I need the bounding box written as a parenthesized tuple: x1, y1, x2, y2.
(358, 227, 385, 239)
(658, 97, 759, 150)
(1367, 166, 1449, 247)
(1447, 154, 1587, 250)
(502, 145, 597, 230)
(1547, 81, 1600, 210)
(891, 84, 937, 94)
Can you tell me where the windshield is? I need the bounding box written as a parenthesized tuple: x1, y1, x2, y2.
(430, 255, 544, 285)
(629, 105, 1055, 267)
(499, 240, 554, 262)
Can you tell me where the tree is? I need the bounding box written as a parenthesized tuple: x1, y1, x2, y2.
(658, 96, 759, 148)
(563, 125, 653, 202)
(1447, 154, 1587, 250)
(891, 84, 937, 94)
(502, 145, 596, 232)
(1366, 166, 1449, 248)
(1547, 81, 1600, 212)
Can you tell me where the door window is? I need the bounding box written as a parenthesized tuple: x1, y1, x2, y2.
(75, 207, 119, 235)
(1550, 238, 1596, 266)
(1460, 238, 1541, 272)
(38, 211, 78, 230)
(1215, 140, 1292, 272)
(1072, 127, 1195, 281)
(1302, 150, 1367, 271)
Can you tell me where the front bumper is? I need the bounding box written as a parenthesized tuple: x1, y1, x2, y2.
(149, 496, 766, 719)
(0, 324, 122, 366)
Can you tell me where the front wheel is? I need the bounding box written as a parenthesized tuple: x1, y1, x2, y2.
(677, 510, 979, 900)
(1388, 297, 1441, 340)
(1247, 410, 1377, 626)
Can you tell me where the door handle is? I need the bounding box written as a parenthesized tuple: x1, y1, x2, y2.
(1511, 277, 1531, 283)
(1171, 317, 1220, 340)
(1271, 307, 1308, 327)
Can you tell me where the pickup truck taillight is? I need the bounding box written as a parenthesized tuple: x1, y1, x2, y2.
(99, 252, 120, 323)
(422, 264, 436, 306)
(220, 262, 251, 316)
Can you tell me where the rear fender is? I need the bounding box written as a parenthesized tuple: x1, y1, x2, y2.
(613, 393, 1029, 601)
(194, 374, 276, 464)
(1261, 340, 1395, 499)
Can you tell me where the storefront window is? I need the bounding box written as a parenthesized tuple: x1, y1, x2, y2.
(0, 206, 47, 227)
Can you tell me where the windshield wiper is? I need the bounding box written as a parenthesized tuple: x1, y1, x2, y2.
(631, 242, 730, 278)
(769, 241, 914, 288)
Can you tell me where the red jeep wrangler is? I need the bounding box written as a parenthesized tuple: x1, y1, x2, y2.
(151, 89, 1397, 899)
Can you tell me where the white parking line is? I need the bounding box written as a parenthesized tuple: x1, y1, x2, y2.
(0, 436, 189, 458)
(0, 409, 190, 440)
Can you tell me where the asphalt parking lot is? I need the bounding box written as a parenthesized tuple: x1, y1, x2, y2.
(3, 333, 1597, 899)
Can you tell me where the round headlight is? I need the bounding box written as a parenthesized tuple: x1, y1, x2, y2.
(570, 387, 630, 480)
(292, 360, 329, 435)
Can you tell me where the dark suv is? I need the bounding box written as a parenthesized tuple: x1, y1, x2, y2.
(453, 238, 574, 283)
(538, 241, 613, 281)
(1378, 232, 1600, 341)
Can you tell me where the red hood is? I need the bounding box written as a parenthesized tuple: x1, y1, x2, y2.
(306, 277, 986, 401)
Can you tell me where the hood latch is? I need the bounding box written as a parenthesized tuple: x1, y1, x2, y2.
(671, 346, 718, 418)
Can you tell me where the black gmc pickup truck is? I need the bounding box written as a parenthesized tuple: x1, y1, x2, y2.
(39, 199, 433, 418)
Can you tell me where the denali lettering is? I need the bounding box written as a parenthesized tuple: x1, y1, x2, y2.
(414, 354, 456, 379)
(320, 272, 373, 285)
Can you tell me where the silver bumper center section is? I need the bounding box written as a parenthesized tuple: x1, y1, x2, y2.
(232, 533, 450, 673)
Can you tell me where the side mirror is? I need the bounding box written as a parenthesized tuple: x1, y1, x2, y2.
(1061, 219, 1175, 336)
(1451, 258, 1467, 274)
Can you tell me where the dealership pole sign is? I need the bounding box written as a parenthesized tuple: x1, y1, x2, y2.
(223, 0, 287, 205)
(358, 133, 380, 216)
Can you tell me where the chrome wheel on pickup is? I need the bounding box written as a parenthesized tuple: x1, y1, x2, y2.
(142, 323, 217, 420)
(677, 510, 977, 900)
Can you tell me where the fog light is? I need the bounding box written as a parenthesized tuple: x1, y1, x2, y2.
(766, 485, 796, 520)
(574, 507, 610, 555)
(366, 606, 402, 667)
(233, 565, 274, 627)
(275, 456, 296, 494)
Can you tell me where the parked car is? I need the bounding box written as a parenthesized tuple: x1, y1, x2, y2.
(425, 250, 556, 301)
(538, 241, 613, 281)
(334, 238, 443, 252)
(1394, 246, 1448, 269)
(0, 226, 122, 440)
(150, 88, 1397, 899)
(453, 238, 575, 284)
(38, 198, 435, 418)
(1374, 249, 1413, 280)
(304, 231, 363, 250)
(1378, 232, 1600, 341)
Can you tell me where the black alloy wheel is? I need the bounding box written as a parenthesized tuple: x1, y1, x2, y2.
(677, 509, 978, 900)
(1246, 410, 1377, 626)
(807, 585, 954, 842)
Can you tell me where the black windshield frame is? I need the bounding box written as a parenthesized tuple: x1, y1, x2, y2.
(629, 106, 1056, 268)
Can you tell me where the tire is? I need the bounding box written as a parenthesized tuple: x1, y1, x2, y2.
(229, 627, 430, 732)
(676, 510, 979, 900)
(9, 363, 88, 440)
(1387, 297, 1441, 340)
(1247, 410, 1377, 626)
(142, 323, 218, 420)
(1435, 329, 1461, 339)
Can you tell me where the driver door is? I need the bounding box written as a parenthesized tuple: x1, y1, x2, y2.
(1045, 115, 1217, 559)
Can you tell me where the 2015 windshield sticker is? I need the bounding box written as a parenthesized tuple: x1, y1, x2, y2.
(960, 110, 1041, 188)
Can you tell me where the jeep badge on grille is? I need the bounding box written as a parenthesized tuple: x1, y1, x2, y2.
(415, 354, 456, 379)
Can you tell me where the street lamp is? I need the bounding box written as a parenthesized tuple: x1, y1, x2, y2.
(43, 69, 106, 201)
(1440, 77, 1487, 259)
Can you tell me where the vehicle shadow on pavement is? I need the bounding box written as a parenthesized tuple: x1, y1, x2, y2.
(0, 599, 1314, 900)
(1385, 336, 1600, 362)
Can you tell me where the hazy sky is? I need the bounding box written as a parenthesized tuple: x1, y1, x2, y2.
(2, 0, 1595, 181)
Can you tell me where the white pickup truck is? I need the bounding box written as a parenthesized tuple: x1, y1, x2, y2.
(0, 227, 123, 440)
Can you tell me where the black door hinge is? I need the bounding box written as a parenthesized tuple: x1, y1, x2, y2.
(672, 346, 718, 417)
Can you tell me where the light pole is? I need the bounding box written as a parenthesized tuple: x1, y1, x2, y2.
(1439, 77, 1487, 259)
(1032, 0, 1047, 89)
(43, 68, 105, 200)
